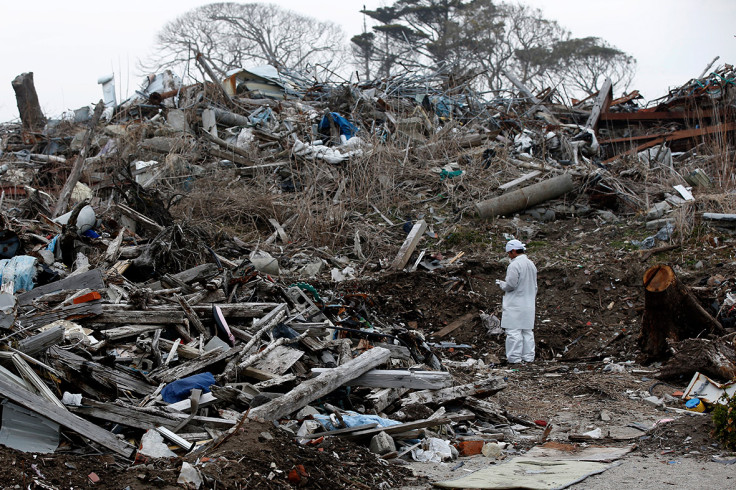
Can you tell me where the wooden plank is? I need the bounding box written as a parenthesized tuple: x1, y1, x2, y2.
(366, 387, 409, 412)
(75, 400, 236, 430)
(20, 301, 102, 327)
(310, 369, 453, 390)
(159, 338, 201, 359)
(149, 263, 220, 290)
(248, 347, 391, 421)
(252, 345, 304, 375)
(401, 377, 507, 406)
(299, 423, 378, 440)
(102, 325, 162, 341)
(49, 347, 155, 396)
(267, 218, 289, 243)
(433, 312, 475, 338)
(153, 346, 239, 384)
(391, 219, 427, 270)
(584, 77, 612, 132)
(345, 417, 452, 439)
(0, 377, 135, 457)
(18, 269, 104, 306)
(101, 302, 278, 319)
(499, 171, 541, 192)
(93, 309, 186, 325)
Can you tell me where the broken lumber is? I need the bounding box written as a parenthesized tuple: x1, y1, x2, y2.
(475, 173, 575, 219)
(401, 377, 507, 406)
(18, 269, 104, 306)
(309, 368, 453, 390)
(391, 219, 427, 270)
(248, 347, 391, 421)
(433, 312, 475, 338)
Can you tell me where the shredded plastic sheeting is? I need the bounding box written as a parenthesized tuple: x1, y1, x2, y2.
(312, 412, 401, 432)
(434, 458, 616, 489)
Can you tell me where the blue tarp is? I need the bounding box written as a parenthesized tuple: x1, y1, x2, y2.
(161, 372, 216, 403)
(319, 113, 358, 140)
(0, 256, 37, 292)
(312, 412, 401, 432)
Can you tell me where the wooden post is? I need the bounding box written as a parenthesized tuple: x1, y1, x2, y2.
(11, 72, 46, 130)
(584, 78, 613, 132)
(638, 264, 724, 362)
(248, 347, 391, 421)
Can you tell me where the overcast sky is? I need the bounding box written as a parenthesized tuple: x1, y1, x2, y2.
(1, 1, 734, 123)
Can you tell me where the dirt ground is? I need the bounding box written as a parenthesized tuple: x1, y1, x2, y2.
(2, 215, 736, 488)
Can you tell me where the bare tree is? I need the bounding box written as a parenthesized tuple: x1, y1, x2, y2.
(142, 2, 347, 78)
(351, 1, 636, 100)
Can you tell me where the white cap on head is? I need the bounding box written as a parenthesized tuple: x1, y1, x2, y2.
(505, 239, 525, 253)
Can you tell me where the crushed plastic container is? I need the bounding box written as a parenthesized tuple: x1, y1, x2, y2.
(685, 398, 705, 412)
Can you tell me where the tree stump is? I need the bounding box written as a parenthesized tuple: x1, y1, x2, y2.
(11, 72, 46, 131)
(638, 264, 723, 362)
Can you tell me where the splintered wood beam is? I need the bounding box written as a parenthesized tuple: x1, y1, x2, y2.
(585, 77, 612, 132)
(433, 312, 475, 338)
(401, 377, 507, 406)
(391, 219, 427, 270)
(309, 368, 453, 390)
(248, 347, 391, 421)
(0, 377, 135, 458)
(18, 269, 105, 306)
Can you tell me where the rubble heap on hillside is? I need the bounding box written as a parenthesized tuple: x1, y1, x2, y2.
(0, 59, 734, 487)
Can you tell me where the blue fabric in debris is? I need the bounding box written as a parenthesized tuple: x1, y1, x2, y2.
(312, 412, 401, 432)
(0, 256, 37, 292)
(249, 107, 273, 126)
(82, 229, 100, 239)
(161, 372, 216, 403)
(319, 113, 358, 140)
(47, 235, 59, 253)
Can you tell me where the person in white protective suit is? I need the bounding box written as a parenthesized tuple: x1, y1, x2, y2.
(496, 239, 538, 363)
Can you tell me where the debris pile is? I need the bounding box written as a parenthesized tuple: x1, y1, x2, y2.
(0, 57, 735, 487)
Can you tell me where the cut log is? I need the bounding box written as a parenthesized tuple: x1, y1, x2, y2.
(248, 347, 391, 421)
(12, 72, 47, 131)
(475, 173, 575, 219)
(659, 337, 736, 381)
(638, 264, 724, 362)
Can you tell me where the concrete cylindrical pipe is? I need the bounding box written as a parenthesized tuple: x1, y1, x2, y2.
(475, 173, 575, 219)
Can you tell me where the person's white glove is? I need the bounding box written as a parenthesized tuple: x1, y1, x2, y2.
(495, 279, 505, 288)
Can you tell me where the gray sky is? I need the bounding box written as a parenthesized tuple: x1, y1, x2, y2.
(1, 1, 734, 123)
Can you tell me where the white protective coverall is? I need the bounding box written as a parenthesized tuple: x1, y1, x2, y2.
(498, 254, 538, 363)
